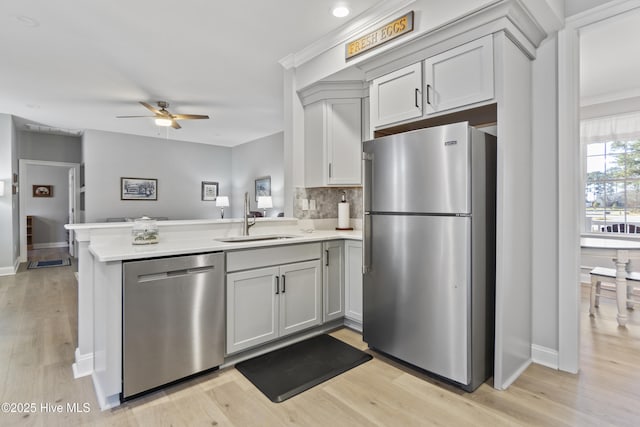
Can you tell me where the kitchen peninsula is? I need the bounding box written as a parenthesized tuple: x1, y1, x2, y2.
(66, 217, 362, 409)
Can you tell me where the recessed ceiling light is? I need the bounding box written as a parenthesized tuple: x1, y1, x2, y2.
(332, 6, 350, 18)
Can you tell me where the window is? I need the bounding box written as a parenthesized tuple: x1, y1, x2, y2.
(585, 139, 640, 233)
(582, 112, 640, 235)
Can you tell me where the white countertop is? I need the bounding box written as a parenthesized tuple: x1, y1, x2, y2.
(89, 229, 362, 262)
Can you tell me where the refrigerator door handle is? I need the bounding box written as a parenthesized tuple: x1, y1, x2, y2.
(363, 212, 372, 274)
(362, 152, 373, 213)
(363, 152, 373, 274)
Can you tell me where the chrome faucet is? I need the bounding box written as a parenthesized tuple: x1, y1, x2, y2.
(243, 192, 256, 236)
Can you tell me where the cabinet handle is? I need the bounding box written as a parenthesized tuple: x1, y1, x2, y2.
(329, 163, 332, 178)
(281, 275, 286, 293)
(426, 84, 432, 105)
(415, 88, 420, 108)
(325, 249, 330, 267)
(275, 276, 279, 294)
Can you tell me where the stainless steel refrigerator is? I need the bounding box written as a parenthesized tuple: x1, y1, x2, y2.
(362, 122, 496, 392)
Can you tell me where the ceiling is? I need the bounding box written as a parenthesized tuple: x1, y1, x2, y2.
(580, 7, 640, 106)
(0, 0, 380, 146)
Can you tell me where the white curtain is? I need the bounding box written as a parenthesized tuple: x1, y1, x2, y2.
(581, 111, 640, 143)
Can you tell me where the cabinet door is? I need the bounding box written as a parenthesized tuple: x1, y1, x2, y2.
(323, 241, 345, 322)
(424, 35, 494, 115)
(279, 260, 322, 337)
(370, 62, 422, 129)
(326, 99, 362, 185)
(226, 267, 279, 354)
(345, 241, 363, 323)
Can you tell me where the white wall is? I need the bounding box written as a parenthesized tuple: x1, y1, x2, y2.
(19, 131, 81, 163)
(0, 114, 19, 274)
(531, 34, 560, 356)
(25, 165, 69, 246)
(82, 130, 232, 222)
(230, 132, 284, 217)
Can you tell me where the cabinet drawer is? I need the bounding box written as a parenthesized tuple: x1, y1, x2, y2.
(226, 243, 321, 272)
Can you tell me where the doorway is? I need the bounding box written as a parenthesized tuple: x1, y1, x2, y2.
(19, 160, 80, 263)
(558, 1, 640, 373)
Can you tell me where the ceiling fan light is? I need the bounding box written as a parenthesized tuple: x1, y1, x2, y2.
(155, 118, 173, 127)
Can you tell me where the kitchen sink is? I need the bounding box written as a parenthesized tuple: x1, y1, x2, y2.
(214, 234, 298, 243)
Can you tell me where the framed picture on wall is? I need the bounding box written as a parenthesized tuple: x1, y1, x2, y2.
(33, 185, 53, 198)
(121, 177, 157, 200)
(255, 176, 271, 202)
(201, 181, 219, 201)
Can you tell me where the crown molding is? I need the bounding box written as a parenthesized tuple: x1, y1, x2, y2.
(298, 81, 368, 106)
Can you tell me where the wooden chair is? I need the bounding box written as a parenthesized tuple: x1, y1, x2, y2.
(589, 267, 639, 316)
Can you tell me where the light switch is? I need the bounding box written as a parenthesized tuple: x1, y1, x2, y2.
(301, 199, 309, 211)
(309, 199, 316, 210)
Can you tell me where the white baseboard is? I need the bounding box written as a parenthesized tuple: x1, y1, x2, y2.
(532, 344, 559, 369)
(496, 358, 532, 390)
(0, 258, 19, 276)
(72, 347, 94, 378)
(0, 266, 17, 276)
(32, 242, 69, 249)
(92, 372, 121, 410)
(344, 317, 362, 332)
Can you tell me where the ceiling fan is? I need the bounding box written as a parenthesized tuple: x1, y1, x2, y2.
(116, 101, 209, 129)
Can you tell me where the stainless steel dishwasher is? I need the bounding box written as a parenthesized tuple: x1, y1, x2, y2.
(122, 252, 224, 400)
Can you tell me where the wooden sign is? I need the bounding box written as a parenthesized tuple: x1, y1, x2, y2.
(345, 11, 414, 60)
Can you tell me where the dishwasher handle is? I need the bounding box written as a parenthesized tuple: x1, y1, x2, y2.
(137, 265, 215, 283)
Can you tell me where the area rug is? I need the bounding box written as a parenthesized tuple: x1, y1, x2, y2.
(27, 259, 72, 269)
(235, 334, 372, 403)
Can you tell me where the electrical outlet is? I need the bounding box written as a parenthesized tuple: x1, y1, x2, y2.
(309, 199, 316, 210)
(301, 199, 309, 211)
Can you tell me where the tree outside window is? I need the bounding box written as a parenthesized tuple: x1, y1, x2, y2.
(585, 139, 640, 233)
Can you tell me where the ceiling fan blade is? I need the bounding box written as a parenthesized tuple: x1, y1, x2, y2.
(172, 114, 210, 120)
(171, 120, 182, 129)
(140, 101, 162, 115)
(116, 115, 155, 118)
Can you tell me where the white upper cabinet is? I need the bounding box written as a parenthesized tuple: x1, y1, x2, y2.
(424, 35, 494, 115)
(369, 35, 494, 130)
(304, 98, 362, 186)
(326, 99, 362, 185)
(370, 62, 423, 129)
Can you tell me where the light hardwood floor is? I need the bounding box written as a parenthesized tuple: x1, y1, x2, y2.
(1, 250, 639, 426)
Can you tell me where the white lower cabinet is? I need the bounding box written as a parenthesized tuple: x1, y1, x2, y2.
(323, 241, 345, 322)
(345, 241, 363, 324)
(226, 259, 322, 354)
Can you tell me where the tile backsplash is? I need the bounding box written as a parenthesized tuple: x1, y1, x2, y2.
(294, 187, 362, 220)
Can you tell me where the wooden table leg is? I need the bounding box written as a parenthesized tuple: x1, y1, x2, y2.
(614, 250, 629, 326)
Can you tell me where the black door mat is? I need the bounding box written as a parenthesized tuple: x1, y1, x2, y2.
(235, 334, 372, 403)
